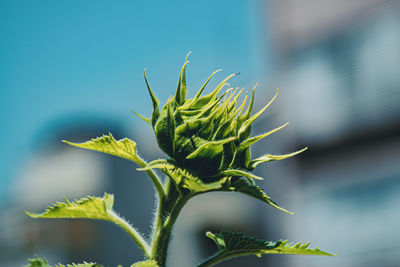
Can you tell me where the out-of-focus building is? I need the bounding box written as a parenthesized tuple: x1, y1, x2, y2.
(258, 1, 400, 266)
(0, 118, 156, 267)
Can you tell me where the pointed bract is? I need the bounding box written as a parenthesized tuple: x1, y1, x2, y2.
(250, 147, 308, 169)
(238, 89, 278, 141)
(144, 70, 160, 127)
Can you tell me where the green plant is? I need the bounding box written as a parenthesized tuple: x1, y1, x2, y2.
(25, 54, 335, 267)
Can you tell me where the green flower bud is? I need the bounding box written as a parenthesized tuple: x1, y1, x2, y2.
(144, 55, 282, 182)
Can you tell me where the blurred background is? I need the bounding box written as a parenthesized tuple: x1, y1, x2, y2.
(1, 0, 400, 266)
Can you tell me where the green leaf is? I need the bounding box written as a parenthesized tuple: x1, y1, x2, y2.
(25, 257, 51, 267)
(130, 260, 159, 267)
(230, 178, 293, 214)
(200, 230, 335, 266)
(25, 194, 151, 257)
(206, 230, 278, 252)
(250, 147, 308, 169)
(55, 262, 103, 267)
(25, 257, 103, 267)
(25, 193, 114, 220)
(62, 133, 141, 164)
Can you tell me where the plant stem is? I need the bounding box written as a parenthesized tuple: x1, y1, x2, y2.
(197, 251, 227, 267)
(109, 210, 151, 258)
(135, 156, 165, 200)
(198, 251, 254, 267)
(151, 194, 190, 267)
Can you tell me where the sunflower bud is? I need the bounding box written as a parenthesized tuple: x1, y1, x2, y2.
(143, 55, 282, 182)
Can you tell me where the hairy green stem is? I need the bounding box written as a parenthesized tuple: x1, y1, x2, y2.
(109, 210, 151, 258)
(198, 251, 253, 267)
(135, 156, 166, 200)
(197, 251, 226, 267)
(151, 194, 190, 267)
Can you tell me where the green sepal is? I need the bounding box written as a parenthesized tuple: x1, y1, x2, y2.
(235, 85, 255, 139)
(130, 260, 159, 267)
(190, 73, 236, 109)
(144, 70, 160, 127)
(229, 123, 289, 169)
(190, 69, 222, 106)
(62, 133, 141, 165)
(238, 89, 278, 141)
(166, 101, 176, 154)
(236, 123, 289, 153)
(229, 178, 293, 214)
(154, 101, 176, 156)
(219, 169, 263, 183)
(201, 230, 335, 266)
(166, 167, 227, 195)
(250, 147, 308, 169)
(131, 109, 151, 124)
(212, 118, 233, 141)
(174, 53, 190, 106)
(186, 137, 236, 160)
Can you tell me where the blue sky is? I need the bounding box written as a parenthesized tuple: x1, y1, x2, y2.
(0, 1, 269, 202)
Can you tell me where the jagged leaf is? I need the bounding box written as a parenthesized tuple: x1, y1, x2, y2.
(55, 262, 102, 267)
(26, 257, 51, 267)
(230, 178, 293, 214)
(250, 147, 308, 169)
(25, 257, 103, 267)
(62, 133, 141, 164)
(130, 260, 159, 267)
(202, 230, 334, 266)
(25, 194, 114, 220)
(25, 194, 151, 257)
